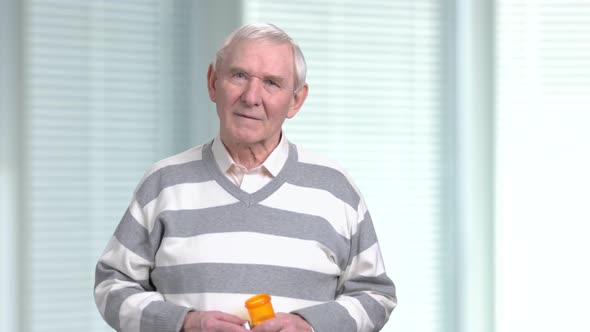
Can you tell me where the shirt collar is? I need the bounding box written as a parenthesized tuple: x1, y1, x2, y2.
(263, 133, 289, 177)
(211, 134, 289, 177)
(212, 136, 235, 174)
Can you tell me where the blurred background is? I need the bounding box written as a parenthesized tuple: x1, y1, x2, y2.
(1, 0, 589, 331)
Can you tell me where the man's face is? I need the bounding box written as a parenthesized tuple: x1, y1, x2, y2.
(207, 39, 308, 148)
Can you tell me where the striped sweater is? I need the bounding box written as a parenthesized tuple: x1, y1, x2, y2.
(94, 140, 397, 332)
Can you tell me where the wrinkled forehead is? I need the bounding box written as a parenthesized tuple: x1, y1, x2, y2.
(221, 39, 295, 78)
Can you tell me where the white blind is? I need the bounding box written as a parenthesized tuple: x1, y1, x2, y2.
(244, 1, 449, 331)
(495, 1, 590, 331)
(23, 0, 192, 331)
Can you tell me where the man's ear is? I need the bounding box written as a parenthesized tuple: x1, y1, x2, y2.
(287, 83, 309, 119)
(207, 64, 217, 102)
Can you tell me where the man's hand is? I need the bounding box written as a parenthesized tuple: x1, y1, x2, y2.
(251, 313, 312, 332)
(182, 311, 248, 332)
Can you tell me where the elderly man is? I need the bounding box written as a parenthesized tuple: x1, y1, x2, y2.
(94, 23, 396, 332)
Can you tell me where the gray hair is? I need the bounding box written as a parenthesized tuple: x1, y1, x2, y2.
(213, 23, 307, 92)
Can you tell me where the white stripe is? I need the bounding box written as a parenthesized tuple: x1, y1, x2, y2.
(128, 199, 147, 230)
(164, 292, 323, 321)
(120, 292, 166, 332)
(356, 196, 368, 224)
(296, 146, 346, 174)
(155, 232, 341, 275)
(348, 243, 386, 277)
(138, 145, 203, 183)
(142, 181, 240, 232)
(260, 183, 356, 239)
(336, 295, 375, 332)
(295, 146, 365, 199)
(99, 237, 151, 281)
(296, 146, 367, 213)
(95, 279, 143, 317)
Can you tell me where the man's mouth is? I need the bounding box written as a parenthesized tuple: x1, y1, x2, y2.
(234, 113, 261, 120)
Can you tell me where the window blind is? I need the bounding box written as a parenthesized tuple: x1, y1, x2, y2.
(0, 1, 21, 331)
(495, 1, 590, 331)
(244, 1, 449, 331)
(23, 1, 192, 331)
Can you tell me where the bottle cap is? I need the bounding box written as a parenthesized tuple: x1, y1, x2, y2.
(245, 293, 275, 327)
(245, 293, 272, 308)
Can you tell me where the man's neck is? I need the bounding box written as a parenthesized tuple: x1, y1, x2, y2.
(221, 136, 281, 171)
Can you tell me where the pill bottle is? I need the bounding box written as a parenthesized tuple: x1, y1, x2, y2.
(245, 293, 276, 327)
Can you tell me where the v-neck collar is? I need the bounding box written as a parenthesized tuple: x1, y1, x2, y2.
(202, 140, 298, 207)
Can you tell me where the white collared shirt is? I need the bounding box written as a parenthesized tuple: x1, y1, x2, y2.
(211, 135, 289, 193)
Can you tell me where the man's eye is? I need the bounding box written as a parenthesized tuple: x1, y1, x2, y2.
(233, 72, 247, 79)
(265, 80, 279, 87)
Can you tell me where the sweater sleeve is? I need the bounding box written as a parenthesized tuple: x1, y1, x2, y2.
(292, 200, 397, 332)
(94, 196, 191, 332)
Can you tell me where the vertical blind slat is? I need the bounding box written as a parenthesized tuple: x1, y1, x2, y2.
(24, 1, 192, 331)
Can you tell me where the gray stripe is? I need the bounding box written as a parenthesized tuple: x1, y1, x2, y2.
(140, 301, 190, 332)
(151, 263, 338, 302)
(114, 209, 162, 263)
(340, 273, 396, 301)
(349, 211, 378, 263)
(286, 160, 360, 211)
(292, 301, 357, 332)
(104, 287, 144, 331)
(356, 292, 388, 330)
(136, 159, 212, 207)
(158, 204, 351, 270)
(95, 261, 153, 291)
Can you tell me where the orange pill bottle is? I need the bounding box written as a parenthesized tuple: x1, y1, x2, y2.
(245, 293, 276, 327)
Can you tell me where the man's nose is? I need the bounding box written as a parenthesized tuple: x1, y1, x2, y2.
(240, 77, 262, 107)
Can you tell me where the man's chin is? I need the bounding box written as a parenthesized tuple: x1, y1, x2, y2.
(225, 132, 262, 146)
